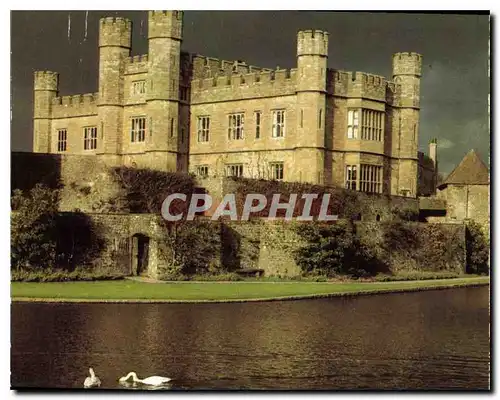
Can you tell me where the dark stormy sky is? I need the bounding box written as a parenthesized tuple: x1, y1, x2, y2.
(11, 11, 490, 175)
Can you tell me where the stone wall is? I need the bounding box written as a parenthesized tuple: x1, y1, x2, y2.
(11, 152, 123, 213)
(428, 184, 490, 237)
(84, 213, 167, 278)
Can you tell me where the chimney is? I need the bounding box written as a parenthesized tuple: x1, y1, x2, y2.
(429, 138, 437, 167)
(429, 138, 438, 193)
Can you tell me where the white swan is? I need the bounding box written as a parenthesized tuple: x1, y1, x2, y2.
(84, 367, 101, 388)
(119, 371, 172, 386)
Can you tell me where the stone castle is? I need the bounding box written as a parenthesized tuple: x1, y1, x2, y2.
(24, 10, 488, 277)
(34, 11, 424, 198)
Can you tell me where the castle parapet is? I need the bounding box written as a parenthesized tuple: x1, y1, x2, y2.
(191, 67, 297, 103)
(346, 71, 386, 101)
(125, 54, 148, 75)
(191, 53, 272, 79)
(51, 92, 98, 118)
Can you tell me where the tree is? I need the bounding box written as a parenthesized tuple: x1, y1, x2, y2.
(11, 184, 59, 270)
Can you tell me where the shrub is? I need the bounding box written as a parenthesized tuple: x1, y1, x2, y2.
(158, 219, 222, 276)
(11, 184, 59, 270)
(54, 212, 106, 270)
(229, 176, 362, 219)
(466, 221, 489, 275)
(391, 207, 420, 222)
(110, 167, 197, 214)
(293, 220, 383, 277)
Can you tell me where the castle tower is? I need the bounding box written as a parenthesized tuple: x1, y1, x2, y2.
(295, 30, 329, 184)
(392, 52, 422, 197)
(33, 71, 59, 153)
(98, 17, 132, 155)
(146, 11, 183, 171)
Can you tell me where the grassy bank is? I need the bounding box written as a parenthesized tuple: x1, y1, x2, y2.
(11, 276, 489, 303)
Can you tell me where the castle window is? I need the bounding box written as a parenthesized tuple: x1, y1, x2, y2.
(197, 116, 210, 142)
(255, 111, 261, 139)
(272, 110, 285, 138)
(269, 162, 284, 181)
(359, 164, 382, 193)
(83, 126, 97, 150)
(361, 109, 383, 141)
(170, 118, 175, 137)
(132, 80, 146, 95)
(225, 164, 244, 178)
(345, 165, 357, 190)
(300, 109, 304, 128)
(318, 109, 323, 129)
(196, 165, 209, 177)
(131, 117, 146, 143)
(228, 113, 244, 140)
(347, 109, 359, 139)
(57, 129, 67, 152)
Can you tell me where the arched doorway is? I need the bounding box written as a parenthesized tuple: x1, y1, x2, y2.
(131, 233, 150, 276)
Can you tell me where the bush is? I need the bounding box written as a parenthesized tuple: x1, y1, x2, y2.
(190, 273, 243, 281)
(391, 207, 420, 222)
(11, 184, 59, 270)
(159, 219, 222, 276)
(381, 221, 465, 272)
(229, 176, 362, 219)
(293, 221, 383, 277)
(466, 221, 489, 275)
(110, 167, 197, 214)
(54, 212, 106, 270)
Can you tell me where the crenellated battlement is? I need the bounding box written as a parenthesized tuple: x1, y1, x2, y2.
(327, 69, 387, 100)
(392, 52, 422, 77)
(124, 54, 149, 75)
(149, 10, 183, 19)
(192, 67, 296, 90)
(148, 10, 183, 40)
(34, 71, 59, 91)
(52, 93, 98, 107)
(51, 92, 99, 118)
(190, 67, 297, 103)
(100, 16, 130, 25)
(126, 54, 149, 64)
(99, 17, 132, 48)
(191, 54, 271, 79)
(297, 29, 329, 56)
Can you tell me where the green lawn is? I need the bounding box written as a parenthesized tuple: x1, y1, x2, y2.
(11, 276, 489, 302)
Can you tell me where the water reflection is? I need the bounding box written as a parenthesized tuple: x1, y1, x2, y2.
(118, 381, 172, 391)
(11, 286, 490, 390)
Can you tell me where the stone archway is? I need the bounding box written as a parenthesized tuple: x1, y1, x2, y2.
(131, 233, 150, 276)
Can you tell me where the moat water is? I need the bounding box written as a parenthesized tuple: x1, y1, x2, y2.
(11, 286, 490, 390)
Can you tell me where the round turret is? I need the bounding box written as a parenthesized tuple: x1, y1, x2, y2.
(392, 52, 422, 77)
(99, 17, 132, 48)
(297, 30, 329, 57)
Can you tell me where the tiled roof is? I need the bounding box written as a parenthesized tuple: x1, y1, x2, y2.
(440, 149, 489, 187)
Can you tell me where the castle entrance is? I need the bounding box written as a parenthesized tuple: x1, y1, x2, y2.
(131, 233, 150, 276)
